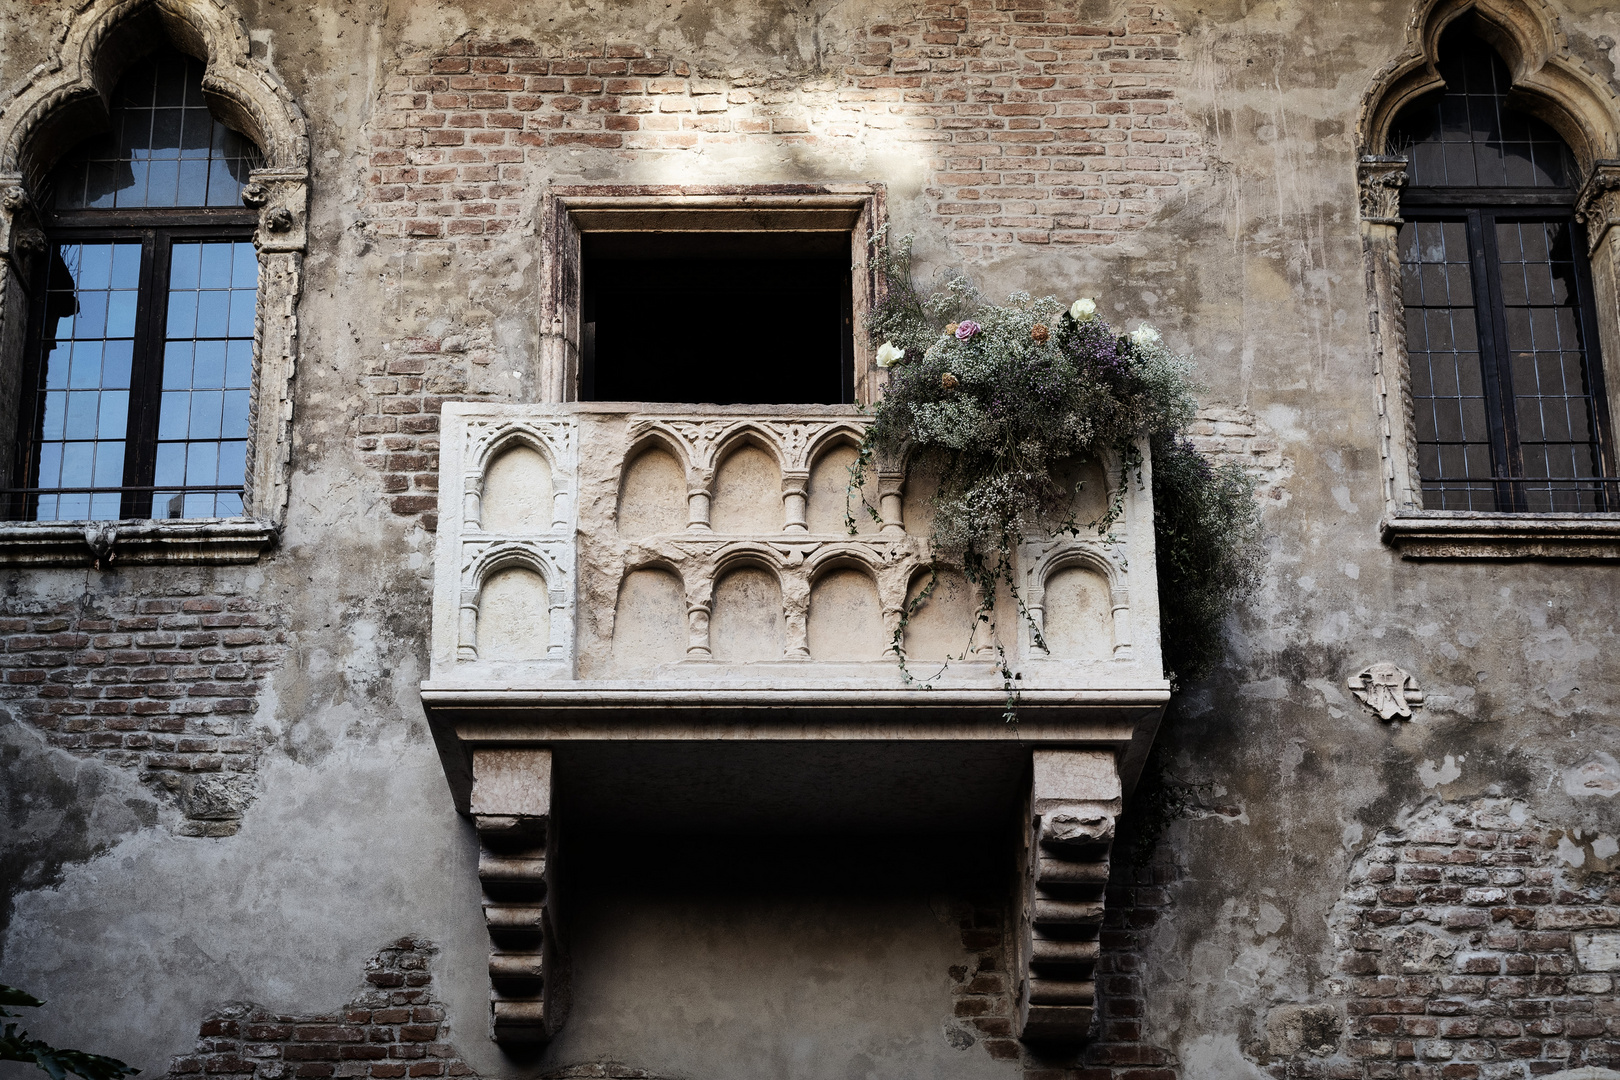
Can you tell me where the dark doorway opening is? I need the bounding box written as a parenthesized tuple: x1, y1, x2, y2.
(581, 231, 853, 405)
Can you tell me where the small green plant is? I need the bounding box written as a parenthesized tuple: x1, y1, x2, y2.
(852, 232, 1263, 697)
(1, 985, 139, 1080)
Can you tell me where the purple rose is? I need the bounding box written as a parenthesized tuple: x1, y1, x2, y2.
(955, 320, 980, 340)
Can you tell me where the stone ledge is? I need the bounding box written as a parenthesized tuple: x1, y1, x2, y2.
(1381, 512, 1620, 559)
(0, 518, 279, 567)
(423, 684, 1169, 816)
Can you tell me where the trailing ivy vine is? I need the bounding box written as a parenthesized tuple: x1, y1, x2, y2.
(850, 233, 1263, 695)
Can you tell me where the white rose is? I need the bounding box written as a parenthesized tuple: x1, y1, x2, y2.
(1129, 324, 1161, 346)
(1069, 298, 1097, 321)
(875, 341, 906, 368)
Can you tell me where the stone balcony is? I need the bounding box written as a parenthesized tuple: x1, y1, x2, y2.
(420, 401, 1172, 1045)
(424, 401, 1167, 714)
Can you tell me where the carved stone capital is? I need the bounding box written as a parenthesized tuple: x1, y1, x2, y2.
(1358, 155, 1408, 226)
(0, 176, 39, 263)
(245, 167, 309, 254)
(1576, 160, 1620, 253)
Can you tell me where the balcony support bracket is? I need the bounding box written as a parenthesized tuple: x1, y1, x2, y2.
(471, 748, 559, 1044)
(1015, 748, 1121, 1044)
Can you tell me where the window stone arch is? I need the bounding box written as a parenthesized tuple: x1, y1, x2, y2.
(0, 0, 309, 560)
(1357, 0, 1620, 556)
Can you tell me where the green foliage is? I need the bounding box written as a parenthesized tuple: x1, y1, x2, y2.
(1, 986, 139, 1080)
(1150, 433, 1265, 684)
(855, 232, 1263, 690)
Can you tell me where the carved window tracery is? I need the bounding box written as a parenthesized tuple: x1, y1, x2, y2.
(1391, 26, 1614, 513)
(1358, 0, 1620, 557)
(0, 0, 310, 564)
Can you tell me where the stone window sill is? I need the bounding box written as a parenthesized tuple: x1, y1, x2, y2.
(0, 518, 278, 567)
(1382, 512, 1620, 559)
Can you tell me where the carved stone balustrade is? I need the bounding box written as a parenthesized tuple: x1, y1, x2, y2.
(421, 402, 1172, 1045)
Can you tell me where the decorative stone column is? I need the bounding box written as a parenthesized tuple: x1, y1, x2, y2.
(877, 474, 905, 534)
(781, 473, 809, 532)
(471, 748, 558, 1044)
(462, 475, 483, 530)
(686, 488, 712, 531)
(1015, 749, 1121, 1043)
(1357, 154, 1424, 513)
(685, 601, 712, 658)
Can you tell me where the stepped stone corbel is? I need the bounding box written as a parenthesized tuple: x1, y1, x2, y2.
(1016, 749, 1121, 1043)
(471, 748, 558, 1043)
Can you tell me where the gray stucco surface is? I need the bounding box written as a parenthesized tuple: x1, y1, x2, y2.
(1, 0, 1618, 1077)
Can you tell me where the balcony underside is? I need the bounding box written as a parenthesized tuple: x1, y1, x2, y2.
(423, 684, 1168, 826)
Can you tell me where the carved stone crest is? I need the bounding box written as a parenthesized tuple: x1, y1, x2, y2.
(1348, 662, 1424, 721)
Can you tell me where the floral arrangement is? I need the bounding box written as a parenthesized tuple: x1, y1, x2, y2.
(851, 233, 1263, 694)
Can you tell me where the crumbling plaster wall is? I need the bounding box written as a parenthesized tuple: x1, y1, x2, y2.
(0, 0, 1617, 1079)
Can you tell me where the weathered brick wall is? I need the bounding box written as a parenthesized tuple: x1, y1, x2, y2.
(1, 581, 284, 835)
(354, 1, 1206, 527)
(1188, 405, 1294, 506)
(166, 937, 478, 1080)
(1267, 798, 1619, 1079)
(363, 3, 1200, 252)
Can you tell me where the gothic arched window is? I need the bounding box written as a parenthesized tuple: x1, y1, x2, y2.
(15, 49, 261, 522)
(1391, 24, 1614, 512)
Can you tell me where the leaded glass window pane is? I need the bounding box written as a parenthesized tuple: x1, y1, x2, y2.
(154, 241, 257, 518)
(1391, 27, 1612, 513)
(1495, 220, 1607, 511)
(29, 243, 140, 520)
(1390, 26, 1574, 190)
(50, 51, 260, 210)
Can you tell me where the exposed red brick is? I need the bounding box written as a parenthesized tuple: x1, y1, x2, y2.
(4, 594, 283, 797)
(164, 940, 476, 1080)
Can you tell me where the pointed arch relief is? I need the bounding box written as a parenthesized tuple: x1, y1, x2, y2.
(806, 437, 879, 536)
(608, 564, 688, 675)
(481, 440, 558, 535)
(1025, 546, 1129, 662)
(617, 438, 690, 538)
(806, 561, 884, 662)
(477, 564, 553, 662)
(708, 559, 786, 662)
(710, 434, 784, 535)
